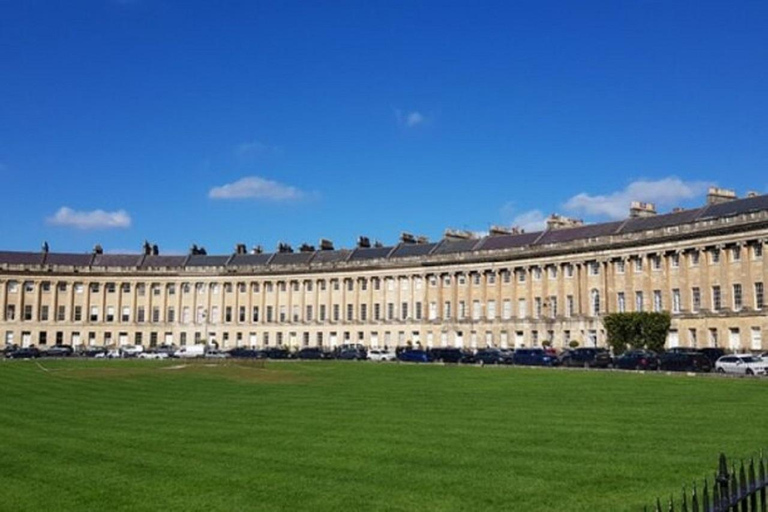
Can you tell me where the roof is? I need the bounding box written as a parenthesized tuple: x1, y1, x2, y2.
(619, 208, 705, 234)
(269, 252, 315, 266)
(311, 249, 351, 264)
(698, 194, 768, 220)
(535, 221, 625, 245)
(431, 238, 482, 255)
(91, 254, 143, 267)
(0, 251, 45, 265)
(140, 255, 186, 268)
(228, 253, 272, 266)
(185, 255, 230, 267)
(349, 246, 395, 261)
(389, 243, 438, 259)
(476, 231, 543, 251)
(44, 253, 94, 266)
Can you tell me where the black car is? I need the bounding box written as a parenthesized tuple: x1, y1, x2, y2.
(81, 347, 108, 358)
(475, 348, 512, 365)
(228, 347, 263, 359)
(659, 351, 712, 372)
(512, 348, 557, 367)
(335, 347, 367, 360)
(428, 348, 465, 363)
(7, 347, 41, 359)
(43, 345, 74, 357)
(560, 347, 612, 368)
(295, 347, 329, 360)
(613, 349, 660, 371)
(699, 348, 726, 366)
(262, 347, 290, 359)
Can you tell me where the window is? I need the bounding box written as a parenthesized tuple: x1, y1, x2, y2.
(691, 287, 701, 312)
(57, 305, 66, 321)
(548, 266, 557, 280)
(348, 304, 355, 321)
(488, 272, 496, 285)
(635, 291, 644, 312)
(400, 302, 408, 320)
(672, 289, 681, 313)
(293, 281, 300, 292)
(318, 280, 326, 292)
(652, 255, 662, 271)
(280, 306, 287, 322)
(533, 267, 542, 280)
(106, 282, 116, 293)
(755, 282, 764, 309)
(518, 299, 526, 318)
(22, 305, 33, 321)
(731, 246, 741, 262)
(689, 249, 702, 266)
(306, 305, 313, 322)
(565, 264, 574, 278)
(653, 290, 662, 312)
(712, 286, 721, 311)
(616, 260, 625, 274)
(709, 328, 719, 348)
(40, 305, 49, 321)
(57, 282, 67, 292)
(670, 253, 680, 268)
(361, 304, 368, 321)
(549, 296, 557, 317)
(590, 289, 600, 316)
(121, 283, 131, 293)
(279, 282, 286, 292)
(137, 283, 146, 296)
(252, 306, 260, 323)
(472, 300, 481, 320)
(502, 270, 511, 284)
(152, 307, 160, 323)
(517, 269, 526, 283)
(710, 248, 720, 264)
(754, 243, 763, 259)
(373, 303, 380, 321)
(566, 295, 574, 317)
(634, 258, 643, 272)
(360, 279, 368, 291)
(224, 307, 233, 323)
(386, 303, 394, 320)
(90, 306, 99, 322)
(6, 305, 16, 321)
(90, 283, 100, 293)
(733, 284, 742, 311)
(239, 306, 246, 323)
(458, 301, 466, 319)
(617, 292, 626, 313)
(487, 300, 496, 319)
(182, 306, 191, 324)
(502, 300, 512, 320)
(471, 274, 480, 286)
(153, 284, 162, 296)
(319, 305, 326, 321)
(106, 306, 115, 322)
(589, 262, 600, 276)
(534, 297, 542, 318)
(167, 307, 175, 323)
(74, 306, 82, 322)
(347, 279, 354, 292)
(305, 281, 313, 292)
(442, 301, 451, 319)
(75, 282, 84, 294)
(41, 281, 51, 292)
(333, 280, 340, 291)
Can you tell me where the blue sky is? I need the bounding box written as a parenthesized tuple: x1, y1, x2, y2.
(1, 1, 767, 255)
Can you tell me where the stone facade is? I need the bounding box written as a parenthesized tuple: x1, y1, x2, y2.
(2, 194, 768, 352)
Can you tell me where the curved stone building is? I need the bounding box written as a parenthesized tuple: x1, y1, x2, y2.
(2, 188, 767, 352)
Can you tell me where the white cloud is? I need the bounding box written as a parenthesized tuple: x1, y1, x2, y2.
(500, 203, 548, 232)
(396, 109, 427, 128)
(47, 207, 132, 230)
(208, 176, 305, 201)
(563, 177, 713, 220)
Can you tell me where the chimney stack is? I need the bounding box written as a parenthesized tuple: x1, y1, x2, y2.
(319, 239, 334, 251)
(546, 214, 583, 230)
(400, 232, 416, 244)
(746, 191, 759, 198)
(629, 201, 657, 218)
(251, 245, 263, 254)
(707, 187, 737, 205)
(357, 236, 371, 248)
(444, 229, 474, 241)
(234, 243, 247, 255)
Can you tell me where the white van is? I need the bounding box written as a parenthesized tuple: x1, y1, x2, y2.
(174, 345, 205, 358)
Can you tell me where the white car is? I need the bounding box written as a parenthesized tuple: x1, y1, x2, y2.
(138, 351, 168, 360)
(715, 354, 768, 376)
(368, 349, 396, 362)
(120, 345, 144, 357)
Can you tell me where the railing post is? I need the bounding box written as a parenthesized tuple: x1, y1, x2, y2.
(717, 454, 730, 511)
(692, 481, 699, 512)
(682, 485, 689, 512)
(760, 451, 766, 512)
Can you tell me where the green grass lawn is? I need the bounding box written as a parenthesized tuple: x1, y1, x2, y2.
(0, 360, 766, 511)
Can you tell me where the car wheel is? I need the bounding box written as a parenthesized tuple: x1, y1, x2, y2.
(584, 362, 591, 369)
(746, 369, 754, 376)
(717, 368, 725, 374)
(635, 364, 643, 371)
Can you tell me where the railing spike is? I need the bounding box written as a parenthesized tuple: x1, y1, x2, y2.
(668, 494, 675, 512)
(681, 484, 688, 512)
(691, 481, 699, 512)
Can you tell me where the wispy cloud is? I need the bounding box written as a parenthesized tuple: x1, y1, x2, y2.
(47, 207, 132, 230)
(208, 176, 306, 201)
(500, 203, 548, 232)
(563, 177, 713, 220)
(395, 109, 427, 128)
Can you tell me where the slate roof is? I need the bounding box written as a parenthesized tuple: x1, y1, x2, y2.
(698, 194, 768, 220)
(534, 221, 625, 245)
(228, 253, 272, 266)
(619, 208, 705, 234)
(185, 255, 230, 267)
(269, 252, 315, 266)
(44, 253, 94, 266)
(389, 243, 438, 259)
(0, 251, 45, 265)
(311, 249, 351, 264)
(349, 246, 395, 261)
(91, 254, 143, 267)
(476, 231, 543, 251)
(431, 238, 482, 255)
(140, 255, 186, 268)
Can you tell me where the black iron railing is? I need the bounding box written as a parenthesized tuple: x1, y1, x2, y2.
(648, 452, 767, 511)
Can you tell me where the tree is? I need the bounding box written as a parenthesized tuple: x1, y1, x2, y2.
(603, 312, 671, 354)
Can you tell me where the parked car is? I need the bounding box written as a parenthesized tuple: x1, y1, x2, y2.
(428, 348, 465, 363)
(659, 351, 712, 372)
(262, 347, 290, 359)
(228, 347, 263, 359)
(475, 348, 512, 365)
(368, 349, 397, 362)
(120, 345, 144, 357)
(397, 349, 431, 363)
(204, 349, 229, 359)
(512, 348, 557, 366)
(82, 347, 108, 358)
(295, 347, 329, 360)
(138, 351, 169, 360)
(715, 354, 768, 376)
(7, 347, 41, 359)
(560, 348, 612, 368)
(336, 347, 367, 360)
(699, 348, 726, 366)
(42, 345, 74, 357)
(174, 345, 205, 358)
(613, 350, 660, 371)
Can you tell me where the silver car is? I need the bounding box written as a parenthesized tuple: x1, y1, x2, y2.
(715, 354, 768, 376)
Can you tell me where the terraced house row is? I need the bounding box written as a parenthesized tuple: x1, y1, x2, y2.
(2, 187, 767, 352)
